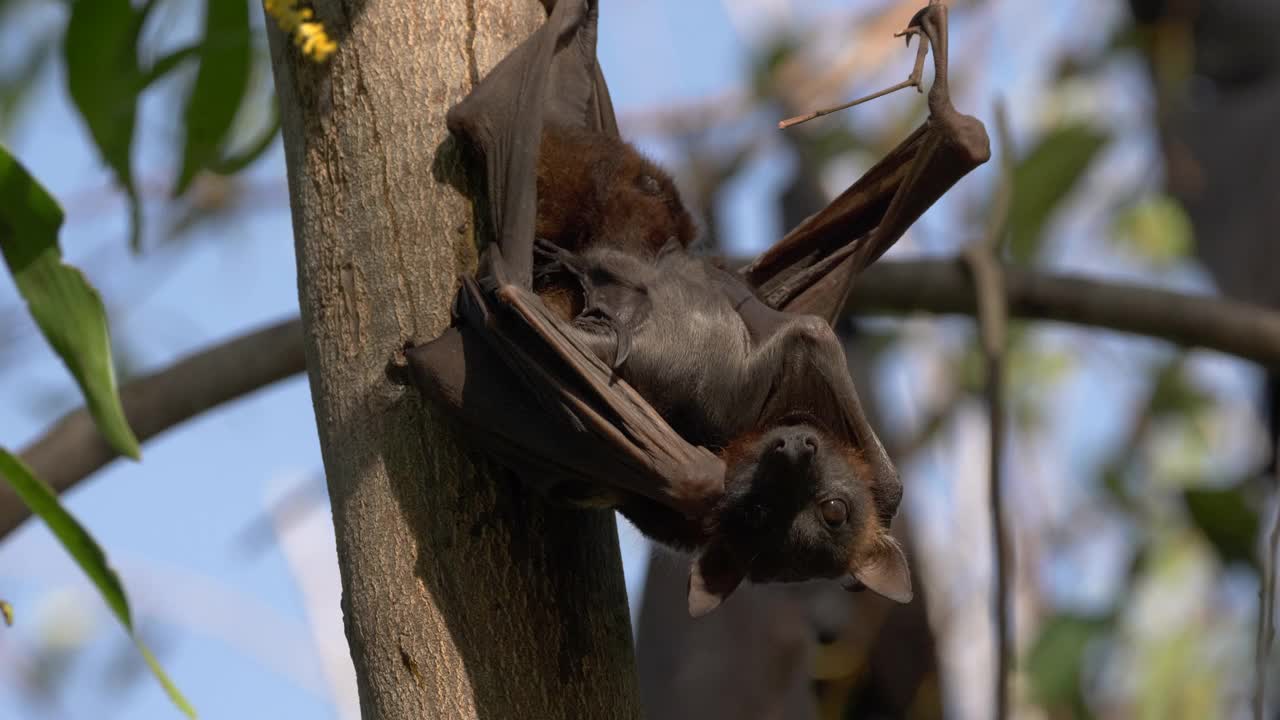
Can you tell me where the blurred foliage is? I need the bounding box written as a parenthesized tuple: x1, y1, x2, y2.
(0, 1, 287, 714)
(0, 449, 194, 717)
(0, 2, 56, 134)
(1026, 612, 1114, 718)
(175, 0, 252, 195)
(49, 0, 278, 251)
(1111, 194, 1193, 268)
(1, 598, 12, 626)
(1183, 486, 1260, 570)
(1007, 125, 1108, 264)
(734, 5, 1275, 719)
(62, 0, 152, 250)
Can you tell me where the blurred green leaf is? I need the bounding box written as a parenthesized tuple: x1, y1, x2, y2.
(1008, 126, 1108, 263)
(1, 599, 11, 626)
(1183, 486, 1259, 568)
(0, 449, 195, 717)
(63, 0, 149, 250)
(0, 146, 140, 459)
(174, 0, 252, 195)
(753, 36, 799, 99)
(1112, 194, 1193, 267)
(1102, 463, 1133, 507)
(0, 21, 56, 134)
(207, 102, 280, 176)
(1149, 361, 1211, 420)
(1027, 612, 1112, 716)
(142, 42, 202, 88)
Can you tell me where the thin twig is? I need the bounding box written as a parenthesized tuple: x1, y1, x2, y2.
(778, 8, 932, 130)
(961, 99, 1014, 720)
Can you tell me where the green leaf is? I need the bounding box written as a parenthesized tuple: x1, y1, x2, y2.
(0, 599, 12, 626)
(0, 449, 195, 717)
(1026, 612, 1112, 715)
(1183, 486, 1259, 568)
(63, 0, 147, 250)
(174, 0, 253, 195)
(1008, 126, 1109, 264)
(0, 146, 140, 459)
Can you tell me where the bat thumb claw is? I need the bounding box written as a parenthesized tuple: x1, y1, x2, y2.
(611, 326, 631, 371)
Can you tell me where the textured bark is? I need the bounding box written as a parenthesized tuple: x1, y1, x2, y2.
(264, 2, 639, 718)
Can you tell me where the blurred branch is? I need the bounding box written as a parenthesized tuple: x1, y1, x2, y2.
(1258, 456, 1280, 720)
(961, 100, 1012, 720)
(0, 319, 304, 541)
(6, 260, 1280, 541)
(848, 260, 1280, 368)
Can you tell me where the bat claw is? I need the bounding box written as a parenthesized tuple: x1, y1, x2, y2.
(893, 26, 922, 47)
(778, 4, 939, 130)
(612, 325, 631, 371)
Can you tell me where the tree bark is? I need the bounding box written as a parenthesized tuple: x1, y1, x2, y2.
(264, 2, 639, 718)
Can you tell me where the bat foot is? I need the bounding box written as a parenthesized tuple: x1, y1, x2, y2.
(778, 3, 940, 130)
(385, 341, 415, 386)
(893, 26, 922, 47)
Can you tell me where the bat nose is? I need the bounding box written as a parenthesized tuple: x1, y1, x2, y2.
(771, 430, 817, 468)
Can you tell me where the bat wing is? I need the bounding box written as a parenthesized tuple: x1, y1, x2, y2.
(409, 281, 722, 516)
(741, 3, 990, 323)
(410, 0, 723, 516)
(446, 0, 617, 288)
(728, 5, 989, 525)
(714, 266, 902, 524)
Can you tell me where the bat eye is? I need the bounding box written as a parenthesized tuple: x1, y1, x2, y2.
(819, 499, 848, 529)
(636, 174, 660, 195)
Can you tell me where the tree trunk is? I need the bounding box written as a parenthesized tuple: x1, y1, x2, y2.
(264, 2, 640, 718)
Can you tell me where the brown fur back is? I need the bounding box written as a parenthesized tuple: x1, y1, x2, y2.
(536, 125, 696, 258)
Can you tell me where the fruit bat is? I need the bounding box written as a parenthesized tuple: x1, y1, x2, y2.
(408, 0, 988, 616)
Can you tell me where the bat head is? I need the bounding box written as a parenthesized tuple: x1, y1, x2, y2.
(687, 421, 911, 617)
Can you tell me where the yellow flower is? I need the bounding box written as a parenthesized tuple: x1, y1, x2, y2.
(263, 0, 337, 62)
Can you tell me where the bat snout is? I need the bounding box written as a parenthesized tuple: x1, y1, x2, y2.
(769, 429, 818, 469)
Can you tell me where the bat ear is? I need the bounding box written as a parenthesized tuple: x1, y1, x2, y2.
(687, 542, 745, 618)
(848, 535, 912, 604)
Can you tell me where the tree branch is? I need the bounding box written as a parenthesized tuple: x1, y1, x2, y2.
(0, 318, 304, 539)
(849, 260, 1280, 368)
(6, 260, 1280, 544)
(963, 100, 1013, 720)
(1256, 442, 1280, 720)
